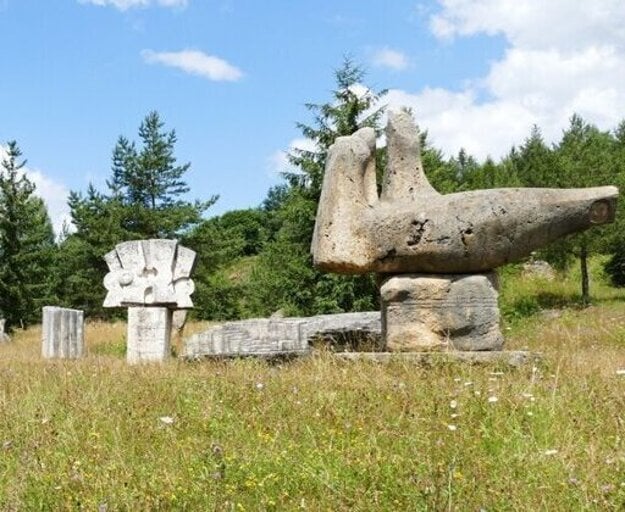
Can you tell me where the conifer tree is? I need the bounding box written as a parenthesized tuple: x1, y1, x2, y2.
(0, 142, 56, 329)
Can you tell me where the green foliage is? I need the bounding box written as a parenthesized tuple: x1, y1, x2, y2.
(58, 112, 215, 316)
(244, 59, 384, 318)
(0, 142, 56, 329)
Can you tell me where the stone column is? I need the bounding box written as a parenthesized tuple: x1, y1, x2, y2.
(42, 306, 85, 359)
(126, 307, 173, 364)
(380, 273, 502, 352)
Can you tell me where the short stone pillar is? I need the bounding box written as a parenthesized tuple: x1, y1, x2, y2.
(380, 273, 502, 352)
(42, 306, 85, 359)
(0, 319, 9, 343)
(127, 307, 173, 363)
(102, 239, 196, 364)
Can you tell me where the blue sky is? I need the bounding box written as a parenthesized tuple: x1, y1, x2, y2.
(0, 0, 623, 232)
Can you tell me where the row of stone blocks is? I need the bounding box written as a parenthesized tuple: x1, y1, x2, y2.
(40, 306, 171, 363)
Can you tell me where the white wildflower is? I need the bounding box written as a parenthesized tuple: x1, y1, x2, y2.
(488, 396, 498, 403)
(450, 400, 458, 409)
(159, 416, 174, 425)
(544, 449, 558, 456)
(447, 424, 457, 431)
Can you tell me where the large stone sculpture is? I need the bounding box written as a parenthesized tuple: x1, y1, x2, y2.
(312, 111, 618, 351)
(103, 239, 196, 363)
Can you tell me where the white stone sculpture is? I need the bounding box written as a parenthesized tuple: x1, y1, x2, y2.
(103, 239, 196, 308)
(103, 239, 197, 364)
(42, 306, 85, 359)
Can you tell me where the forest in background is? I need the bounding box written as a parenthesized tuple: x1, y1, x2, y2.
(1, 59, 625, 330)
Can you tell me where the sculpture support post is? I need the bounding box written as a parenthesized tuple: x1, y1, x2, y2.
(127, 307, 172, 364)
(381, 273, 502, 351)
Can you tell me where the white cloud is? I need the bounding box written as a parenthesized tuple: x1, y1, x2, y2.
(384, 0, 625, 160)
(0, 146, 71, 236)
(141, 49, 243, 82)
(79, 0, 187, 10)
(268, 138, 317, 177)
(371, 48, 409, 71)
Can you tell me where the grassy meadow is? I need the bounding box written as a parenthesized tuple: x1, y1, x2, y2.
(1, 262, 625, 510)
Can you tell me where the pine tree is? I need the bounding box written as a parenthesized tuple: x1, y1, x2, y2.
(0, 142, 56, 329)
(247, 59, 386, 317)
(554, 115, 617, 303)
(58, 112, 216, 316)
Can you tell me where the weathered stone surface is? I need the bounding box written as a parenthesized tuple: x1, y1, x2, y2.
(334, 350, 539, 368)
(0, 319, 9, 343)
(312, 110, 618, 275)
(380, 273, 502, 352)
(127, 307, 172, 364)
(103, 239, 196, 308)
(42, 306, 84, 359)
(522, 259, 556, 280)
(183, 312, 381, 358)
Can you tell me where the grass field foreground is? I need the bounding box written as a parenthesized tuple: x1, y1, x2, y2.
(1, 265, 625, 510)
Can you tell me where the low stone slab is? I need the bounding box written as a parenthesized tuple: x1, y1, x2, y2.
(334, 350, 539, 368)
(183, 312, 381, 359)
(42, 306, 84, 359)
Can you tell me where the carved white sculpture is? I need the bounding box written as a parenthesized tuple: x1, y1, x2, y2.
(103, 239, 196, 309)
(103, 239, 197, 364)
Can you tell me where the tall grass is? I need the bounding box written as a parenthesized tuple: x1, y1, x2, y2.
(0, 262, 624, 510)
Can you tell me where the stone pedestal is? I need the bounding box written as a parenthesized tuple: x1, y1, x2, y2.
(127, 307, 172, 364)
(42, 306, 85, 359)
(380, 273, 502, 352)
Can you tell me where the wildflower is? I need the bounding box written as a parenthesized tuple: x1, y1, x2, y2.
(447, 425, 457, 431)
(159, 416, 174, 425)
(451, 413, 459, 419)
(450, 400, 458, 409)
(464, 381, 473, 387)
(616, 369, 625, 375)
(544, 449, 558, 456)
(255, 382, 264, 390)
(488, 396, 498, 403)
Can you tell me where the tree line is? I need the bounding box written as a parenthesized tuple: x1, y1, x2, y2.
(1, 60, 624, 330)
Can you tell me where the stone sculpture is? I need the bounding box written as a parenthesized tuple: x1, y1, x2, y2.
(312, 110, 618, 351)
(103, 239, 196, 363)
(42, 306, 84, 359)
(184, 311, 381, 359)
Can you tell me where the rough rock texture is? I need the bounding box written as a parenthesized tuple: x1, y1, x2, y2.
(183, 312, 381, 358)
(522, 259, 556, 280)
(380, 273, 502, 352)
(127, 307, 172, 364)
(312, 111, 618, 275)
(42, 306, 84, 359)
(103, 239, 196, 308)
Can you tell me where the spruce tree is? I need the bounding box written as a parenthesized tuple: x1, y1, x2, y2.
(247, 59, 386, 317)
(58, 112, 216, 316)
(0, 142, 56, 329)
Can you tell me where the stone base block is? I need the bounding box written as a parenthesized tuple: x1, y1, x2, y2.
(127, 307, 172, 364)
(380, 273, 503, 352)
(42, 306, 85, 359)
(334, 351, 538, 368)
